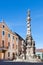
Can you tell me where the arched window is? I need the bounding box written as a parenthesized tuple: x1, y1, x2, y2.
(2, 31, 5, 36)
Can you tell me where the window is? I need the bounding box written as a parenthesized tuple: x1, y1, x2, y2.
(3, 25, 5, 28)
(12, 44, 14, 48)
(2, 40, 4, 47)
(2, 31, 5, 36)
(8, 34, 10, 37)
(16, 38, 18, 41)
(16, 38, 18, 44)
(8, 42, 10, 48)
(8, 52, 10, 57)
(13, 36, 14, 39)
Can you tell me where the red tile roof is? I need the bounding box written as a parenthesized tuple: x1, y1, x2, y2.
(36, 49, 43, 52)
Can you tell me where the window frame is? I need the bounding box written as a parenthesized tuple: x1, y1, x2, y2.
(12, 43, 14, 48)
(8, 33, 10, 38)
(13, 36, 14, 39)
(2, 31, 5, 36)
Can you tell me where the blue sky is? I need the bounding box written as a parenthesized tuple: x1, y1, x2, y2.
(0, 0, 43, 49)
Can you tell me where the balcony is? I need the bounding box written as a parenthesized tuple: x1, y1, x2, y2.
(0, 46, 8, 52)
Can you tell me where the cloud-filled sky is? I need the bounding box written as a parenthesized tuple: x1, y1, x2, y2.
(0, 0, 43, 49)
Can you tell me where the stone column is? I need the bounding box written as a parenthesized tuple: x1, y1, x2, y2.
(26, 9, 31, 37)
(26, 9, 32, 57)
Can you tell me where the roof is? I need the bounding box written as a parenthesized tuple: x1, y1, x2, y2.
(36, 49, 43, 52)
(0, 21, 24, 41)
(0, 21, 15, 35)
(14, 32, 24, 40)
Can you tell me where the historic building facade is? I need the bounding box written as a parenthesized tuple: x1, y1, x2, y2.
(0, 10, 41, 62)
(0, 21, 24, 60)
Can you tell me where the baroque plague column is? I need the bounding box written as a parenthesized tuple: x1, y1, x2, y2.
(26, 10, 35, 59)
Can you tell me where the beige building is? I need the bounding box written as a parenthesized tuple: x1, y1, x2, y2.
(0, 21, 24, 60)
